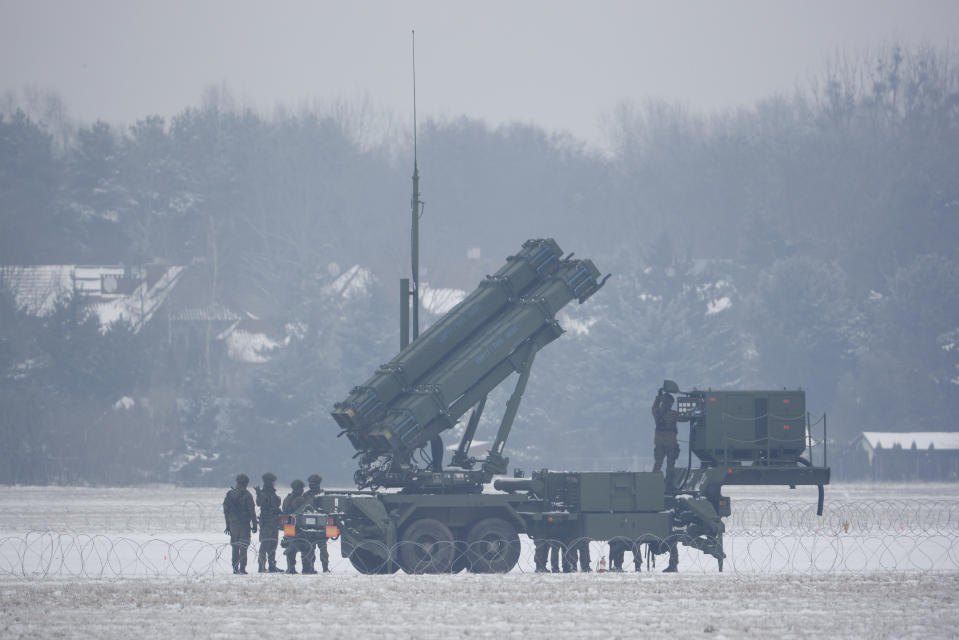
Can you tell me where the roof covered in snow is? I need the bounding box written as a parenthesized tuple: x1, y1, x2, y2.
(1, 264, 184, 332)
(860, 431, 959, 451)
(323, 264, 374, 300)
(421, 285, 466, 316)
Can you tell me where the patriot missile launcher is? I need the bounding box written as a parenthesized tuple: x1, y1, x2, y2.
(283, 240, 829, 574)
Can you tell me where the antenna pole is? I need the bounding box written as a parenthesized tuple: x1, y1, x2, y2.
(410, 29, 421, 341)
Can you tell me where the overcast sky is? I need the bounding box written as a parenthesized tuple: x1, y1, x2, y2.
(2, 0, 957, 149)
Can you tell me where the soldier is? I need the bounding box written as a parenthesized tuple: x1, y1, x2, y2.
(533, 538, 549, 572)
(553, 541, 569, 573)
(255, 471, 282, 573)
(651, 386, 690, 484)
(566, 538, 591, 572)
(631, 540, 644, 572)
(533, 538, 564, 573)
(609, 538, 627, 572)
(663, 539, 679, 573)
(302, 474, 329, 573)
(223, 473, 257, 574)
(282, 479, 307, 574)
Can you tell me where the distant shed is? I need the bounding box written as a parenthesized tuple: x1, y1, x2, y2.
(844, 431, 959, 481)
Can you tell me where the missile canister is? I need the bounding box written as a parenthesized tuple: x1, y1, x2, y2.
(332, 239, 563, 445)
(365, 257, 603, 456)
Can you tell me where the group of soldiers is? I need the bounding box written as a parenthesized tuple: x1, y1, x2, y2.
(222, 472, 329, 575)
(532, 539, 591, 573)
(532, 538, 669, 573)
(223, 385, 687, 575)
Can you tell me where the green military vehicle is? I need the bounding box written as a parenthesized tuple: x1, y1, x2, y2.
(282, 239, 829, 573)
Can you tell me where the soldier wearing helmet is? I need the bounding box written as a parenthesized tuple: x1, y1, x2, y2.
(651, 381, 689, 573)
(651, 383, 690, 483)
(282, 479, 307, 574)
(223, 473, 257, 574)
(302, 474, 329, 573)
(255, 472, 282, 573)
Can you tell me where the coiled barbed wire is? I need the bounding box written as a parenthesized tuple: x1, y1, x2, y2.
(2, 499, 958, 577)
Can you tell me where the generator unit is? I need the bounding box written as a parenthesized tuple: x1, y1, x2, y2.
(680, 389, 808, 465)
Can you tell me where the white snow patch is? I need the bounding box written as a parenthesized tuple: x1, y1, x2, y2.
(557, 310, 598, 336)
(861, 431, 959, 451)
(113, 396, 135, 410)
(323, 265, 373, 300)
(224, 329, 281, 363)
(706, 297, 732, 315)
(639, 293, 662, 302)
(696, 280, 730, 295)
(421, 286, 466, 316)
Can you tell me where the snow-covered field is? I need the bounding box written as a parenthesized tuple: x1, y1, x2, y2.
(1, 483, 957, 638)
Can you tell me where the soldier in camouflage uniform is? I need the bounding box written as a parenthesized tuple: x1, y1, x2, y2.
(533, 538, 549, 572)
(301, 474, 329, 573)
(550, 541, 564, 573)
(533, 538, 566, 573)
(255, 471, 282, 573)
(223, 473, 257, 574)
(565, 538, 591, 572)
(609, 537, 627, 572)
(651, 388, 690, 484)
(282, 479, 307, 574)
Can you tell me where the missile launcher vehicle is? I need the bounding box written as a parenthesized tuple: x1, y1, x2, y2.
(283, 239, 830, 574)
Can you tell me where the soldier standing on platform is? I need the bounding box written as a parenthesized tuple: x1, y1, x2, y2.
(651, 382, 691, 485)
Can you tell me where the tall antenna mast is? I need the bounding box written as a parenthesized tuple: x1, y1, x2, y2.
(410, 29, 422, 341)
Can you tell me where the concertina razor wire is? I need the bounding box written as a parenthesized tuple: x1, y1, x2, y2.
(2, 499, 957, 577)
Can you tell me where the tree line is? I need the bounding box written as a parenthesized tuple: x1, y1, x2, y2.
(1, 44, 957, 485)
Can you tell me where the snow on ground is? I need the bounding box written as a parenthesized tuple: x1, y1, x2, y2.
(1, 484, 957, 638)
(1, 573, 957, 639)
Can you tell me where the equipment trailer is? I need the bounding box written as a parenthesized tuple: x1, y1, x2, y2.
(282, 239, 829, 573)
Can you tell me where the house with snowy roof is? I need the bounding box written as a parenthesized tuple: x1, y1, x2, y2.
(843, 431, 959, 481)
(0, 264, 184, 332)
(0, 263, 289, 390)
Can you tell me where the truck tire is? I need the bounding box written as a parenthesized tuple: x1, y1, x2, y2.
(398, 518, 455, 574)
(465, 517, 521, 573)
(348, 544, 398, 574)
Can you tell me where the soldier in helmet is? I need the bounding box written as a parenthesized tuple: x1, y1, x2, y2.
(301, 474, 329, 573)
(651, 385, 691, 485)
(282, 479, 307, 574)
(223, 473, 257, 574)
(255, 472, 283, 573)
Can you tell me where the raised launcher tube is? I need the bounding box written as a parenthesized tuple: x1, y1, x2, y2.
(367, 257, 603, 461)
(332, 239, 564, 451)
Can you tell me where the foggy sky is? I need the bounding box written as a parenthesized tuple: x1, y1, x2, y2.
(1, 0, 957, 148)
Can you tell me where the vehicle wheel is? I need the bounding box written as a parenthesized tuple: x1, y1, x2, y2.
(465, 517, 520, 573)
(398, 518, 455, 574)
(347, 541, 397, 574)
